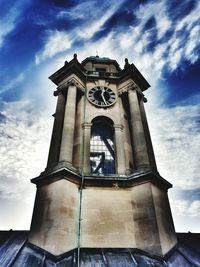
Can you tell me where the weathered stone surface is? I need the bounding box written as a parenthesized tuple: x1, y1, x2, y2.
(29, 179, 79, 255)
(29, 56, 178, 258)
(81, 187, 136, 248)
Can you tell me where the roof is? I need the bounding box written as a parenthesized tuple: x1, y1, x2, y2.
(81, 55, 121, 71)
(0, 231, 200, 266)
(48, 54, 150, 91)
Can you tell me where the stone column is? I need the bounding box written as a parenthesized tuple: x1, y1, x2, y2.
(128, 88, 149, 169)
(59, 85, 77, 165)
(139, 98, 157, 172)
(46, 91, 65, 170)
(114, 124, 126, 175)
(82, 122, 92, 174)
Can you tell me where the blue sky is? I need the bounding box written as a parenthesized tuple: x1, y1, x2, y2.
(0, 0, 200, 232)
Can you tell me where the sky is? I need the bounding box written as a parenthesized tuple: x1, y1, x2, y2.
(0, 0, 199, 232)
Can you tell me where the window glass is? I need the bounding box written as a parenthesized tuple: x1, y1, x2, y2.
(90, 121, 115, 175)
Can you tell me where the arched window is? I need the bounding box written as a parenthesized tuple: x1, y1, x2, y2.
(90, 117, 115, 175)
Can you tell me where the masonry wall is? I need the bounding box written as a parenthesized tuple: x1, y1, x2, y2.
(29, 179, 79, 255)
(81, 182, 177, 256)
(81, 187, 136, 248)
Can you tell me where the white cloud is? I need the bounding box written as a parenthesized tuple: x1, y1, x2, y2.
(135, 0, 171, 39)
(171, 199, 200, 217)
(76, 0, 124, 40)
(110, 0, 200, 77)
(36, 30, 73, 64)
(146, 101, 200, 190)
(0, 73, 24, 94)
(36, 0, 125, 63)
(167, 2, 200, 71)
(57, 1, 94, 20)
(169, 198, 200, 232)
(36, 0, 200, 76)
(0, 0, 28, 48)
(184, 24, 200, 63)
(0, 99, 52, 202)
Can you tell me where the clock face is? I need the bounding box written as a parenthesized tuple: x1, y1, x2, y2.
(87, 86, 117, 107)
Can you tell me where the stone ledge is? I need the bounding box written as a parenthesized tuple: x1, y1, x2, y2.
(31, 166, 171, 191)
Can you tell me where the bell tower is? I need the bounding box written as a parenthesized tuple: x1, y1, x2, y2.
(28, 54, 177, 257)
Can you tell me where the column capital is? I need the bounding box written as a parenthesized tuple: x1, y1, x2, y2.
(114, 124, 124, 131)
(118, 82, 147, 102)
(118, 81, 138, 96)
(128, 84, 147, 102)
(53, 89, 65, 96)
(82, 122, 92, 129)
(56, 78, 85, 95)
(59, 83, 77, 164)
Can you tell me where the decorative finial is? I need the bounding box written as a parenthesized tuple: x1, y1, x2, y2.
(73, 53, 77, 60)
(143, 97, 148, 103)
(124, 58, 130, 69)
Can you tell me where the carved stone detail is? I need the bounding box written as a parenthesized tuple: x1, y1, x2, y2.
(118, 81, 147, 102)
(82, 122, 92, 129)
(56, 78, 85, 94)
(114, 124, 124, 131)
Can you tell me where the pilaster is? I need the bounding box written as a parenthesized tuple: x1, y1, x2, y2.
(59, 84, 77, 166)
(114, 124, 126, 175)
(82, 122, 92, 175)
(128, 87, 150, 170)
(139, 98, 157, 172)
(46, 92, 65, 170)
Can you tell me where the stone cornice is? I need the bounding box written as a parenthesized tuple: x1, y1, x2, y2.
(119, 63, 150, 91)
(49, 55, 86, 85)
(114, 123, 124, 130)
(118, 81, 147, 102)
(54, 78, 85, 96)
(82, 122, 92, 129)
(118, 81, 138, 95)
(32, 166, 172, 191)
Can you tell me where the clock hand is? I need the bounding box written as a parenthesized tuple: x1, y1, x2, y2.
(101, 88, 107, 105)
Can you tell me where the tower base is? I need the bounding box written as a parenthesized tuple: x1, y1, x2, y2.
(29, 168, 177, 256)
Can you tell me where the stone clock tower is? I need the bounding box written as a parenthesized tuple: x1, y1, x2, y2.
(28, 54, 177, 258)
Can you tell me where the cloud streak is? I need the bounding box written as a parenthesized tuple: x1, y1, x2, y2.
(0, 100, 51, 200)
(147, 101, 200, 190)
(35, 0, 200, 81)
(35, 30, 73, 64)
(0, 0, 30, 49)
(36, 0, 125, 62)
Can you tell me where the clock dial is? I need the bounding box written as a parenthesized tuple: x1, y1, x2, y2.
(87, 86, 117, 107)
